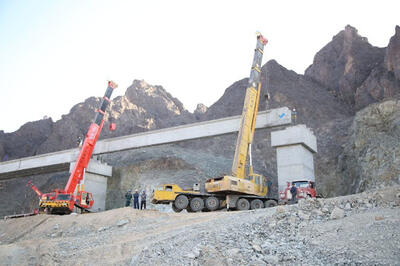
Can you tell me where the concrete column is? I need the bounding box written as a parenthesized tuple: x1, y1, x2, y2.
(271, 124, 317, 192)
(69, 159, 112, 212)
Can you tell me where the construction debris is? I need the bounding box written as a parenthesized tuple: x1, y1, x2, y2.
(0, 185, 399, 265)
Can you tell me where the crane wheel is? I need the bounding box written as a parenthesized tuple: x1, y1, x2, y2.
(189, 197, 204, 212)
(186, 206, 195, 213)
(250, 199, 264, 209)
(171, 204, 183, 213)
(205, 196, 219, 211)
(236, 198, 250, 211)
(265, 199, 278, 208)
(174, 195, 189, 210)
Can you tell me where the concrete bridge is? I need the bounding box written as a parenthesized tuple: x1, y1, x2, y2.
(0, 107, 292, 180)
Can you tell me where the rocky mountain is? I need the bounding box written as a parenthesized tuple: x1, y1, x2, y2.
(1, 25, 400, 199)
(305, 25, 400, 111)
(0, 119, 53, 160)
(1, 80, 195, 157)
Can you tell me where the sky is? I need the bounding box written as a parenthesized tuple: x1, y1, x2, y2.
(0, 0, 399, 133)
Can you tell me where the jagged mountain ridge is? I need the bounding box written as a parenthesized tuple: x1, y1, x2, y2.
(305, 25, 400, 111)
(1, 25, 399, 197)
(0, 80, 197, 157)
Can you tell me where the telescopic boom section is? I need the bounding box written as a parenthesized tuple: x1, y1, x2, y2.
(27, 180, 42, 197)
(231, 33, 268, 179)
(64, 81, 117, 193)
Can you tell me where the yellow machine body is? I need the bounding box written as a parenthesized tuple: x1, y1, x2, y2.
(151, 184, 200, 204)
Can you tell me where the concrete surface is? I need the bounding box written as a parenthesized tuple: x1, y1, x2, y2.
(69, 160, 112, 212)
(0, 108, 291, 180)
(271, 124, 317, 153)
(83, 173, 108, 212)
(271, 124, 317, 191)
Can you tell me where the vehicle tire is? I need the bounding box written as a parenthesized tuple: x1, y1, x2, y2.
(172, 204, 183, 213)
(264, 199, 278, 208)
(236, 198, 250, 211)
(205, 196, 219, 211)
(174, 195, 189, 210)
(186, 206, 195, 213)
(189, 197, 204, 212)
(250, 199, 264, 209)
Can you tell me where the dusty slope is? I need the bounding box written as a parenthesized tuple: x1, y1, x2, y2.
(1, 186, 399, 266)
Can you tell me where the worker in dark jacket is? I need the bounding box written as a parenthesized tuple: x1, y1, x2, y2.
(125, 190, 132, 207)
(140, 191, 147, 210)
(133, 190, 140, 209)
(290, 183, 297, 204)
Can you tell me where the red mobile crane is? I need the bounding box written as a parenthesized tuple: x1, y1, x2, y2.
(29, 81, 117, 214)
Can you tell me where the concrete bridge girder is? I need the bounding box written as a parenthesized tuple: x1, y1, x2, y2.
(0, 107, 292, 180)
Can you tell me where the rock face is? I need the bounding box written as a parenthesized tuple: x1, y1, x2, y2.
(0, 118, 53, 160)
(305, 25, 385, 109)
(37, 97, 100, 154)
(2, 80, 195, 155)
(355, 26, 400, 110)
(385, 26, 400, 80)
(193, 103, 208, 120)
(119, 80, 194, 129)
(337, 100, 400, 195)
(305, 25, 400, 112)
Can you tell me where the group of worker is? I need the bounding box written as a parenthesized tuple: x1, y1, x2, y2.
(125, 189, 147, 210)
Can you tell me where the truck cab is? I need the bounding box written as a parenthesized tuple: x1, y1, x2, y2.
(280, 180, 317, 203)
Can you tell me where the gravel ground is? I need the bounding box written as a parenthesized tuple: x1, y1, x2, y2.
(0, 186, 399, 266)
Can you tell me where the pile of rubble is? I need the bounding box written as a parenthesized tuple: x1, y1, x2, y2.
(131, 185, 400, 265)
(0, 186, 399, 265)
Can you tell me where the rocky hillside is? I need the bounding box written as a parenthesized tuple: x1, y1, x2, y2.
(1, 25, 400, 199)
(337, 100, 400, 195)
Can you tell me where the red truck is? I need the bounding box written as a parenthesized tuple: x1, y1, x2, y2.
(280, 180, 317, 203)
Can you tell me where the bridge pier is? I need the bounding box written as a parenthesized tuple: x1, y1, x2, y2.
(271, 124, 317, 192)
(69, 159, 112, 212)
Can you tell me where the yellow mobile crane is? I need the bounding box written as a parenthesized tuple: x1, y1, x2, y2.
(152, 33, 277, 212)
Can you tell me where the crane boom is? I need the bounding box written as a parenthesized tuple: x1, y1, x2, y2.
(64, 81, 117, 193)
(231, 33, 268, 178)
(152, 33, 279, 213)
(28, 81, 118, 215)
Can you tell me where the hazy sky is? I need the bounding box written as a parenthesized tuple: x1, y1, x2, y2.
(0, 0, 398, 132)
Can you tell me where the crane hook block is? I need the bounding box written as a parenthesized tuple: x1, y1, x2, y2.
(108, 80, 118, 89)
(256, 32, 268, 45)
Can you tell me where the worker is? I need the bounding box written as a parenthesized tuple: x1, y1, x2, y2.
(290, 183, 297, 204)
(292, 108, 297, 124)
(140, 190, 147, 210)
(133, 190, 140, 209)
(125, 190, 132, 207)
(266, 179, 273, 197)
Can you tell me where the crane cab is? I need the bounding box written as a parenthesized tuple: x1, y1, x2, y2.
(76, 191, 94, 209)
